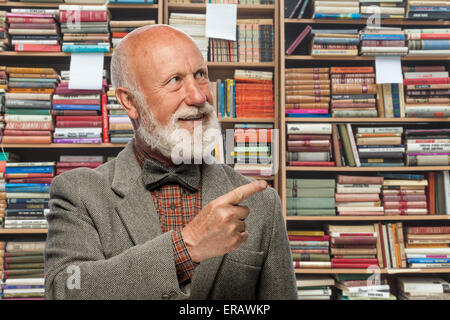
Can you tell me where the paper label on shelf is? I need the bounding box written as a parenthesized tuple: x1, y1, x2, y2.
(375, 56, 403, 84)
(386, 268, 421, 274)
(69, 52, 104, 90)
(205, 4, 237, 41)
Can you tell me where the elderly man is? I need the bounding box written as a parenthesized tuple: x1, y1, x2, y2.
(44, 25, 297, 300)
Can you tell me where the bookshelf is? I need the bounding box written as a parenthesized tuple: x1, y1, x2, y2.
(281, 0, 450, 298)
(163, 1, 280, 191)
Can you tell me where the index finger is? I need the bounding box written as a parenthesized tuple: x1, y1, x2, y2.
(218, 180, 268, 206)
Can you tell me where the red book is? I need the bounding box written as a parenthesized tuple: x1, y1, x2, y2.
(14, 44, 61, 52)
(2, 136, 52, 144)
(0, 161, 5, 174)
(59, 10, 108, 23)
(101, 93, 109, 143)
(56, 121, 102, 128)
(288, 235, 331, 241)
(51, 110, 98, 116)
(55, 88, 103, 95)
(406, 226, 450, 234)
(3, 130, 51, 136)
(56, 161, 103, 168)
(7, 17, 55, 24)
(428, 172, 435, 215)
(286, 25, 312, 55)
(112, 32, 128, 38)
(5, 122, 53, 130)
(331, 262, 377, 268)
(52, 99, 100, 105)
(7, 177, 54, 184)
(402, 66, 446, 72)
(410, 33, 450, 40)
(55, 116, 102, 122)
(378, 222, 386, 268)
(289, 161, 335, 166)
(331, 237, 377, 245)
(403, 77, 450, 85)
(331, 259, 378, 264)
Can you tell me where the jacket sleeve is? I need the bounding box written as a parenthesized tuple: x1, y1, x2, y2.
(257, 189, 298, 300)
(44, 172, 191, 300)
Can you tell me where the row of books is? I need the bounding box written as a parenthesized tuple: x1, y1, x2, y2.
(169, 0, 274, 4)
(286, 172, 450, 216)
(288, 25, 450, 57)
(1, 0, 158, 3)
(0, 241, 45, 300)
(286, 0, 449, 20)
(295, 274, 450, 300)
(290, 225, 450, 270)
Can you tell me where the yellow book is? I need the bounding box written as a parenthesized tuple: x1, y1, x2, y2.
(288, 231, 325, 236)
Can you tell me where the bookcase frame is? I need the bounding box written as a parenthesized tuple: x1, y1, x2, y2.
(279, 0, 450, 277)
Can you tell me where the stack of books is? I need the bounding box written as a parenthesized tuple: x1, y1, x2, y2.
(335, 274, 396, 300)
(213, 78, 234, 118)
(6, 8, 60, 52)
(404, 226, 450, 268)
(398, 276, 450, 300)
(52, 70, 106, 144)
(354, 126, 405, 167)
(360, 0, 406, 18)
(289, 230, 331, 269)
(234, 70, 274, 119)
(59, 4, 110, 53)
(110, 20, 155, 48)
(380, 173, 429, 215)
(402, 65, 450, 118)
(360, 27, 408, 56)
(335, 175, 384, 216)
(232, 124, 274, 177)
(285, 67, 330, 118)
(405, 126, 450, 166)
(105, 87, 132, 144)
(0, 11, 8, 51)
(237, 19, 274, 63)
(286, 123, 334, 166)
(0, 88, 4, 138)
(327, 224, 380, 269)
(296, 275, 335, 300)
(209, 38, 237, 63)
(406, 0, 450, 19)
(286, 178, 336, 216)
(311, 29, 359, 57)
(382, 177, 428, 215)
(3, 67, 58, 144)
(0, 66, 6, 91)
(312, 0, 361, 19)
(3, 161, 54, 229)
(56, 155, 104, 175)
(169, 13, 207, 60)
(405, 28, 450, 56)
(1, 241, 45, 300)
(330, 66, 377, 118)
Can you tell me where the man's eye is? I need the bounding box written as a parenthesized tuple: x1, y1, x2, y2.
(195, 71, 206, 78)
(170, 77, 180, 83)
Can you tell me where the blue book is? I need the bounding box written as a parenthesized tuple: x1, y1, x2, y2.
(422, 40, 450, 50)
(5, 166, 53, 174)
(313, 13, 361, 19)
(53, 104, 101, 111)
(314, 37, 360, 45)
(110, 137, 133, 144)
(377, 173, 424, 180)
(220, 82, 225, 118)
(409, 6, 450, 12)
(407, 258, 450, 263)
(5, 184, 50, 193)
(361, 34, 406, 40)
(62, 45, 110, 53)
(231, 82, 236, 118)
(7, 198, 49, 204)
(0, 152, 12, 161)
(391, 83, 401, 118)
(2, 285, 44, 289)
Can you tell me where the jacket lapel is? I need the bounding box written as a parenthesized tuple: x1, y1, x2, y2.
(111, 141, 162, 245)
(189, 162, 235, 300)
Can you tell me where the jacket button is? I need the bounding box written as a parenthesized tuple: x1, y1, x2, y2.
(170, 203, 176, 210)
(162, 293, 170, 300)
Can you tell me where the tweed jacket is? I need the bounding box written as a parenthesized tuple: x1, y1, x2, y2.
(44, 141, 297, 300)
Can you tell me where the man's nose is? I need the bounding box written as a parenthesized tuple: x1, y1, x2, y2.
(184, 77, 207, 107)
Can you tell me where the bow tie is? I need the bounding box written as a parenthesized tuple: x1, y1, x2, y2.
(141, 157, 201, 193)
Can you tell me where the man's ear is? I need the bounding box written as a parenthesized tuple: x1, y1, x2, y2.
(115, 86, 139, 120)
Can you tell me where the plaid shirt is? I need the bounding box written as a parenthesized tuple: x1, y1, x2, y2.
(133, 140, 200, 285)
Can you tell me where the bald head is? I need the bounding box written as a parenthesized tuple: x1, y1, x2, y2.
(110, 25, 202, 91)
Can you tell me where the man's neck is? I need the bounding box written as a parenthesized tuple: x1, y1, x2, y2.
(134, 134, 174, 167)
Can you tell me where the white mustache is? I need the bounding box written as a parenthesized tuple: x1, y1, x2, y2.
(174, 103, 214, 120)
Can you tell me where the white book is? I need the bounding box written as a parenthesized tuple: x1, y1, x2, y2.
(444, 171, 450, 215)
(5, 115, 52, 122)
(409, 50, 450, 55)
(59, 155, 104, 162)
(54, 127, 102, 134)
(346, 123, 360, 167)
(406, 254, 450, 259)
(382, 224, 392, 268)
(338, 284, 390, 293)
(387, 223, 397, 268)
(6, 162, 55, 167)
(314, 1, 360, 6)
(52, 94, 100, 100)
(3, 288, 45, 294)
(298, 295, 331, 300)
(409, 263, 450, 268)
(8, 29, 58, 35)
(5, 220, 48, 224)
(398, 277, 450, 293)
(358, 147, 405, 152)
(336, 201, 380, 207)
(357, 127, 403, 134)
(405, 248, 450, 255)
(314, 7, 360, 13)
(6, 193, 50, 199)
(297, 288, 332, 296)
(407, 143, 450, 153)
(383, 180, 428, 187)
(361, 6, 405, 14)
(296, 275, 335, 287)
(404, 71, 449, 79)
(337, 184, 382, 188)
(330, 232, 377, 237)
(337, 206, 384, 212)
(11, 8, 58, 14)
(11, 40, 59, 45)
(287, 152, 330, 161)
(287, 123, 332, 135)
(58, 4, 108, 11)
(336, 187, 381, 193)
(4, 278, 45, 286)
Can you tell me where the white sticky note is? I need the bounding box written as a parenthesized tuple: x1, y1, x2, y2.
(69, 52, 104, 90)
(375, 56, 403, 84)
(205, 4, 237, 41)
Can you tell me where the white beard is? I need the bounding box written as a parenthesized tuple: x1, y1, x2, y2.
(134, 94, 222, 164)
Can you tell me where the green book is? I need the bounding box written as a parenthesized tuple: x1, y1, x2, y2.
(5, 255, 44, 264)
(5, 263, 45, 269)
(286, 188, 335, 198)
(287, 179, 335, 189)
(286, 209, 336, 216)
(9, 78, 58, 83)
(338, 124, 355, 167)
(292, 253, 331, 261)
(286, 197, 335, 209)
(334, 274, 373, 281)
(6, 108, 51, 115)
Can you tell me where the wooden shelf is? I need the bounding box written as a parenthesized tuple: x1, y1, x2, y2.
(207, 62, 275, 68)
(286, 55, 450, 61)
(0, 228, 47, 234)
(0, 1, 159, 8)
(1, 143, 126, 148)
(295, 268, 450, 274)
(286, 166, 450, 172)
(246, 175, 274, 181)
(287, 215, 450, 221)
(285, 117, 450, 123)
(219, 118, 275, 123)
(285, 18, 450, 26)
